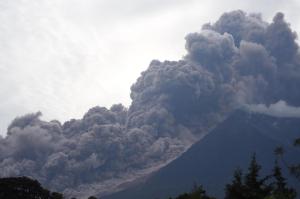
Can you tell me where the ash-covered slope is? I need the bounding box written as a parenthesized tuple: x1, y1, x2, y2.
(103, 110, 300, 199)
(1, 10, 300, 198)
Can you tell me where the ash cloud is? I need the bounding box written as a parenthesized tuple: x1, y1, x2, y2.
(1, 10, 300, 198)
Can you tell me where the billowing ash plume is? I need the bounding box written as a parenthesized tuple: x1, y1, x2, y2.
(1, 10, 300, 198)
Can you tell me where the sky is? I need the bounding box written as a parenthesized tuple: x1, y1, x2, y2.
(0, 0, 300, 136)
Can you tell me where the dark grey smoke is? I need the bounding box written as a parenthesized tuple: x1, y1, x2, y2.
(203, 10, 267, 46)
(265, 13, 298, 64)
(1, 10, 300, 198)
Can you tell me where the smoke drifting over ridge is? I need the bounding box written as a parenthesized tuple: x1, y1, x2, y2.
(245, 100, 300, 118)
(1, 10, 300, 198)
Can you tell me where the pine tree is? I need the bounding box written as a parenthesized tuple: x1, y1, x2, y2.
(225, 154, 272, 199)
(275, 137, 300, 180)
(243, 154, 271, 199)
(172, 185, 215, 199)
(269, 161, 296, 199)
(225, 168, 245, 199)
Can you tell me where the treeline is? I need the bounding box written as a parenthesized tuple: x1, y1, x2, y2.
(0, 176, 97, 199)
(169, 154, 297, 199)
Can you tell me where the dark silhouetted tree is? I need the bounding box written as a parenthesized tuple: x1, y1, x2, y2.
(290, 138, 300, 179)
(51, 192, 64, 199)
(268, 161, 296, 199)
(169, 185, 215, 199)
(243, 154, 271, 199)
(225, 154, 272, 199)
(225, 168, 246, 199)
(275, 137, 300, 180)
(0, 176, 64, 199)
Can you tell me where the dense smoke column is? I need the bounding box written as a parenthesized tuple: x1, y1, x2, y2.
(204, 10, 300, 106)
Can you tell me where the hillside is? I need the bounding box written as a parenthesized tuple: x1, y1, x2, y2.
(103, 110, 300, 199)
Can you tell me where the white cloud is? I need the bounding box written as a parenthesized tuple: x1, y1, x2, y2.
(245, 100, 300, 118)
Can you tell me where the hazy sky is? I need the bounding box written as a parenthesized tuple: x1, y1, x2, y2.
(0, 0, 299, 135)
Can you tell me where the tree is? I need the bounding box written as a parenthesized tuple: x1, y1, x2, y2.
(225, 154, 271, 199)
(169, 185, 215, 199)
(51, 192, 64, 199)
(275, 137, 300, 180)
(289, 138, 300, 179)
(0, 176, 65, 199)
(268, 161, 296, 199)
(225, 168, 245, 199)
(244, 154, 271, 199)
(189, 185, 215, 199)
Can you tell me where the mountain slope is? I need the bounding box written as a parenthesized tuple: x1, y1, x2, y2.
(103, 110, 300, 199)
